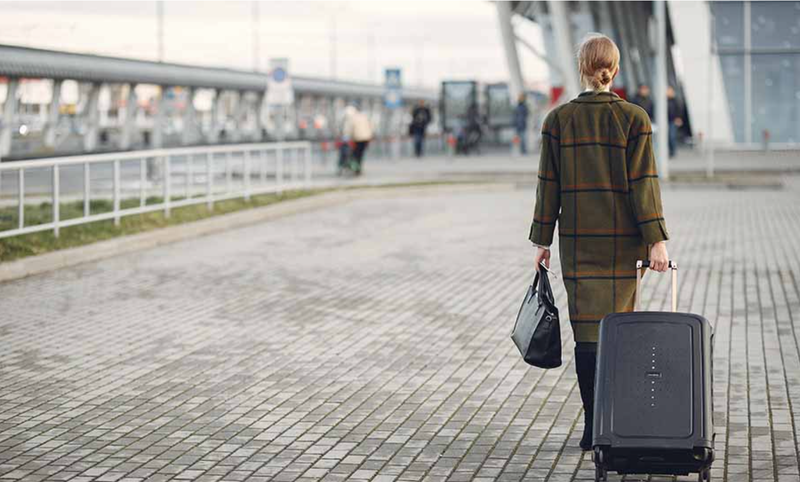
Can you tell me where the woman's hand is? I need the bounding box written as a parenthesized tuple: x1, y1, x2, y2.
(534, 247, 551, 271)
(649, 241, 669, 272)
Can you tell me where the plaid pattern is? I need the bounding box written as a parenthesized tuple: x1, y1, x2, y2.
(529, 91, 669, 342)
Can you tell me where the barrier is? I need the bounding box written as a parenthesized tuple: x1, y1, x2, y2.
(0, 142, 313, 239)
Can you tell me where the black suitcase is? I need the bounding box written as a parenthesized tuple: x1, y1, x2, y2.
(593, 260, 714, 482)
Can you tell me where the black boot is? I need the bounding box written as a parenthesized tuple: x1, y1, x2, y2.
(574, 343, 597, 451)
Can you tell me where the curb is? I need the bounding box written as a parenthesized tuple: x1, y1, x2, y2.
(0, 182, 514, 284)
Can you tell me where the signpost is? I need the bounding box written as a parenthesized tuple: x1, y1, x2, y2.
(267, 58, 294, 106)
(384, 68, 402, 159)
(384, 68, 402, 109)
(267, 58, 295, 140)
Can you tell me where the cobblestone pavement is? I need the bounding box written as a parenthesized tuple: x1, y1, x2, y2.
(1, 176, 799, 482)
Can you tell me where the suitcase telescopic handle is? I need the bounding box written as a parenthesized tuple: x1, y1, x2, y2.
(635, 260, 678, 312)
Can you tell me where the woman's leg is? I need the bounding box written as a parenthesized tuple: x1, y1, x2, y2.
(574, 341, 597, 450)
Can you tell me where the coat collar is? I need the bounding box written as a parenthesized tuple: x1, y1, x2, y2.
(571, 90, 621, 103)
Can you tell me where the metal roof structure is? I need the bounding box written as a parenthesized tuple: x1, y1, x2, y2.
(0, 44, 437, 101)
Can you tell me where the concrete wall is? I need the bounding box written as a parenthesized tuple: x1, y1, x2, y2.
(668, 0, 734, 145)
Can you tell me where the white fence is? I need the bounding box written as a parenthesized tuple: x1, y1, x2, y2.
(0, 142, 313, 239)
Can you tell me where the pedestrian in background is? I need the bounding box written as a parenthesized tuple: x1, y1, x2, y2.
(530, 33, 670, 451)
(666, 86, 683, 158)
(409, 100, 432, 158)
(513, 93, 530, 154)
(631, 83, 654, 120)
(342, 105, 373, 175)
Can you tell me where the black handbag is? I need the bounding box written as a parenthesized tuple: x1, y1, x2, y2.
(511, 266, 562, 368)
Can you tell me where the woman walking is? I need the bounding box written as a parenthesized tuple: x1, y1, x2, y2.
(529, 34, 670, 450)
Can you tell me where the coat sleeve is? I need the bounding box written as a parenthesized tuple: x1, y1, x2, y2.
(626, 110, 669, 245)
(529, 111, 561, 247)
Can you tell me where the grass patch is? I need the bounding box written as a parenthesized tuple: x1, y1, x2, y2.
(0, 190, 322, 263)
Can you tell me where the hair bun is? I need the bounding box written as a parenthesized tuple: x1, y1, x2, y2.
(595, 68, 612, 85)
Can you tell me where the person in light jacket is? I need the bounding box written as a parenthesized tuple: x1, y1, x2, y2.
(343, 105, 373, 175)
(529, 33, 670, 451)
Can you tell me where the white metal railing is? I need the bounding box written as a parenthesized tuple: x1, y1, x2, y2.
(0, 142, 313, 239)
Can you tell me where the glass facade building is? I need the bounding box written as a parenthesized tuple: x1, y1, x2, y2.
(712, 1, 800, 145)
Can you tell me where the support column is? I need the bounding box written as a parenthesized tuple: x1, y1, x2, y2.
(620, 2, 648, 85)
(654, 0, 669, 179)
(291, 99, 300, 139)
(246, 92, 256, 141)
(1, 78, 20, 159)
(44, 79, 62, 148)
(230, 91, 249, 143)
(607, 2, 639, 90)
(255, 91, 267, 141)
(668, 0, 733, 145)
(209, 89, 223, 143)
(329, 97, 340, 138)
(181, 86, 196, 146)
(152, 85, 167, 149)
(548, 0, 582, 100)
(630, 3, 653, 82)
(743, 0, 752, 144)
(82, 82, 101, 152)
(389, 107, 401, 160)
(370, 98, 382, 136)
(120, 83, 137, 150)
(495, 1, 525, 103)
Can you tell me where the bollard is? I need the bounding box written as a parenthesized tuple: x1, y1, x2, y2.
(321, 141, 329, 167)
(511, 135, 521, 157)
(391, 136, 401, 160)
(447, 133, 456, 158)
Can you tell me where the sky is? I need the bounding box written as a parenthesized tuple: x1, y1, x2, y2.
(0, 0, 550, 91)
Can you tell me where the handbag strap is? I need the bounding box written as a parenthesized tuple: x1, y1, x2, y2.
(535, 269, 555, 306)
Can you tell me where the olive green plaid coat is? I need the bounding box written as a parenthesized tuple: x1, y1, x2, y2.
(529, 90, 669, 343)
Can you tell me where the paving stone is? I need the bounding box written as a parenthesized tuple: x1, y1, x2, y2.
(1, 177, 800, 481)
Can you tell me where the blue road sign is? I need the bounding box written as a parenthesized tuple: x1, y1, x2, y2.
(384, 68, 402, 109)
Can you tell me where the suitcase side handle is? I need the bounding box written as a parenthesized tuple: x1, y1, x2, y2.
(637, 260, 677, 270)
(635, 260, 678, 312)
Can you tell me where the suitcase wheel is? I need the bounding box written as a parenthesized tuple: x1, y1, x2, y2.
(698, 468, 711, 481)
(592, 447, 604, 464)
(594, 465, 607, 482)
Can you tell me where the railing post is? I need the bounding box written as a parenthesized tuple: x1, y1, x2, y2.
(84, 162, 90, 217)
(276, 147, 284, 194)
(291, 148, 298, 183)
(186, 154, 193, 200)
(260, 150, 267, 184)
(304, 144, 312, 186)
(164, 155, 171, 218)
(0, 144, 318, 238)
(244, 150, 251, 201)
(113, 159, 121, 226)
(52, 164, 60, 237)
(17, 169, 24, 229)
(226, 151, 232, 194)
(139, 158, 146, 207)
(206, 151, 214, 211)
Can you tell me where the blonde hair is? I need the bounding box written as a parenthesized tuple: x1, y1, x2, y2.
(577, 33, 620, 90)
